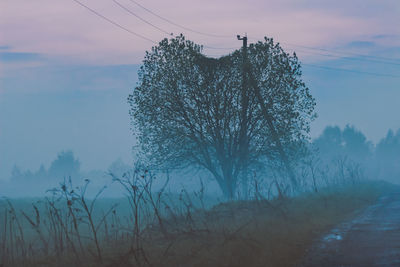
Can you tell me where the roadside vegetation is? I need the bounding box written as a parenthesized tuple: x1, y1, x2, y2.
(0, 170, 395, 267)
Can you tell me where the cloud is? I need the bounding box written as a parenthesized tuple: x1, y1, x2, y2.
(372, 34, 400, 40)
(0, 63, 139, 93)
(1, 0, 399, 65)
(346, 41, 376, 49)
(0, 52, 43, 62)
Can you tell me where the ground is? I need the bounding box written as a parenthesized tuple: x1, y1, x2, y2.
(1, 181, 395, 267)
(301, 191, 400, 266)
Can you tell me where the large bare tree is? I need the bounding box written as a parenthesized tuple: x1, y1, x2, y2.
(128, 35, 315, 198)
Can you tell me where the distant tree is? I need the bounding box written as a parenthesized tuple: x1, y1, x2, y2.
(376, 129, 400, 160)
(342, 125, 372, 162)
(314, 125, 372, 164)
(313, 126, 343, 160)
(129, 35, 315, 198)
(36, 164, 47, 177)
(49, 151, 81, 179)
(108, 158, 131, 178)
(376, 129, 400, 180)
(11, 165, 22, 180)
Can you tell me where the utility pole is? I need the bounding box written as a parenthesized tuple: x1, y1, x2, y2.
(237, 34, 250, 198)
(237, 34, 249, 158)
(237, 35, 298, 187)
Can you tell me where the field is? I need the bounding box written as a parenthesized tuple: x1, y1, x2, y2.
(0, 176, 395, 267)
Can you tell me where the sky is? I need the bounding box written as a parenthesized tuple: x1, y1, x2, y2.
(0, 0, 400, 180)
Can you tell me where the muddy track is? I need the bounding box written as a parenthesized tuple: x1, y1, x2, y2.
(300, 191, 400, 267)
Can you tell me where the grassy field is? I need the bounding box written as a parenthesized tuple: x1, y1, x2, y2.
(0, 180, 396, 267)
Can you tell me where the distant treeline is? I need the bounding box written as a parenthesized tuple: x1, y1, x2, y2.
(1, 151, 131, 197)
(313, 125, 400, 182)
(2, 125, 400, 197)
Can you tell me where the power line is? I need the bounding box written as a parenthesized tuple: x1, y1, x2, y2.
(126, 0, 233, 39)
(248, 37, 400, 64)
(113, 0, 237, 50)
(72, 0, 236, 51)
(112, 0, 173, 36)
(288, 48, 400, 67)
(115, 0, 238, 50)
(249, 38, 400, 66)
(123, 0, 237, 50)
(66, 4, 399, 79)
(69, 0, 400, 64)
(283, 42, 400, 64)
(107, 0, 399, 64)
(302, 63, 400, 78)
(71, 0, 156, 44)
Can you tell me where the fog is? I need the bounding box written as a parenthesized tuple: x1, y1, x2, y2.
(1, 1, 400, 265)
(1, 60, 399, 197)
(1, 123, 400, 198)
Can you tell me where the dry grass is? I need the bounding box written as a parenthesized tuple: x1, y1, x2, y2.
(1, 180, 395, 267)
(132, 181, 393, 267)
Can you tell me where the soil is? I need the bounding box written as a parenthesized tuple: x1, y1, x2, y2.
(300, 191, 400, 266)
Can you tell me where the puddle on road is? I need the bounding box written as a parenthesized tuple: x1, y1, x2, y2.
(323, 233, 343, 241)
(301, 193, 400, 266)
(315, 197, 384, 248)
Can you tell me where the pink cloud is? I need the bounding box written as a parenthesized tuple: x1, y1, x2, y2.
(0, 0, 399, 65)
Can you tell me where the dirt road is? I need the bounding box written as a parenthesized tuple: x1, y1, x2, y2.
(300, 192, 400, 266)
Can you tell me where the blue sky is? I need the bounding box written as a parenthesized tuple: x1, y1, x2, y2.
(0, 0, 399, 180)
